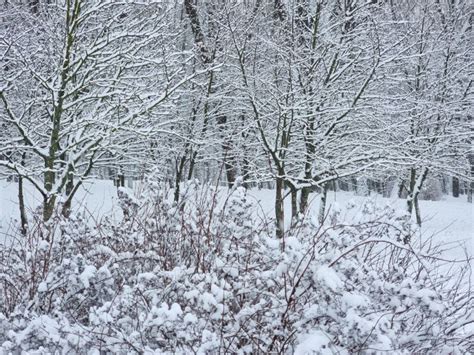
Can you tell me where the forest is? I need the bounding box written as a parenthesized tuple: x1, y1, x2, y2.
(0, 0, 473, 353)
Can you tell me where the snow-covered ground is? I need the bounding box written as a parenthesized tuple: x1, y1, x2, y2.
(247, 188, 473, 261)
(0, 179, 118, 227)
(1, 179, 472, 261)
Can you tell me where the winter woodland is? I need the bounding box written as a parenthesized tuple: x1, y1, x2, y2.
(0, 0, 473, 353)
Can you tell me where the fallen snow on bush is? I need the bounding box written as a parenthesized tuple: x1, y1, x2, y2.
(0, 183, 472, 353)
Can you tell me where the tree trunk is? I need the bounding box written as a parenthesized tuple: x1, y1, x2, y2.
(407, 167, 428, 226)
(382, 180, 390, 198)
(43, 195, 56, 224)
(452, 176, 460, 198)
(440, 176, 446, 194)
(241, 157, 251, 189)
(300, 185, 310, 215)
(290, 187, 298, 225)
(407, 168, 416, 215)
(61, 169, 74, 218)
(453, 176, 459, 197)
(351, 177, 358, 192)
(375, 180, 383, 194)
(174, 156, 186, 203)
(356, 177, 369, 196)
(43, 156, 56, 222)
(18, 174, 28, 236)
(367, 179, 374, 194)
(187, 151, 197, 181)
(414, 195, 422, 226)
(398, 179, 405, 198)
(275, 175, 285, 238)
(220, 124, 237, 188)
(318, 183, 328, 224)
(224, 155, 237, 188)
(184, 0, 212, 63)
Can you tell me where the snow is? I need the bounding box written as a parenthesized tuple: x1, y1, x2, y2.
(0, 179, 119, 233)
(315, 265, 343, 291)
(246, 189, 473, 261)
(183, 313, 198, 324)
(0, 179, 471, 353)
(341, 292, 368, 310)
(11, 315, 61, 345)
(79, 265, 97, 289)
(294, 330, 333, 355)
(37, 282, 48, 293)
(1, 180, 472, 262)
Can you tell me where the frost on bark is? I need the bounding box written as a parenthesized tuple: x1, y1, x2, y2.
(406, 167, 429, 226)
(318, 183, 328, 225)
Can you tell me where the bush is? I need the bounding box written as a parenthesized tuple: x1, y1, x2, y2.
(0, 184, 472, 353)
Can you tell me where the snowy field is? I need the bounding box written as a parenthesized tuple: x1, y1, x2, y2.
(249, 189, 473, 261)
(1, 179, 472, 262)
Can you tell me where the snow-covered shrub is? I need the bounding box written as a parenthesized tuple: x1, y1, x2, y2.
(0, 185, 472, 353)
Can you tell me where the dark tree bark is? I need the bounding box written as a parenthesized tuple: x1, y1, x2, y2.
(18, 174, 28, 235)
(18, 153, 28, 236)
(300, 185, 310, 215)
(407, 169, 416, 215)
(452, 176, 460, 198)
(398, 180, 405, 198)
(174, 155, 187, 203)
(61, 169, 74, 218)
(407, 167, 428, 226)
(375, 180, 383, 194)
(187, 151, 197, 181)
(414, 194, 422, 226)
(184, 0, 211, 63)
(184, 2, 237, 189)
(441, 176, 447, 194)
(275, 175, 285, 238)
(221, 135, 237, 188)
(116, 170, 125, 188)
